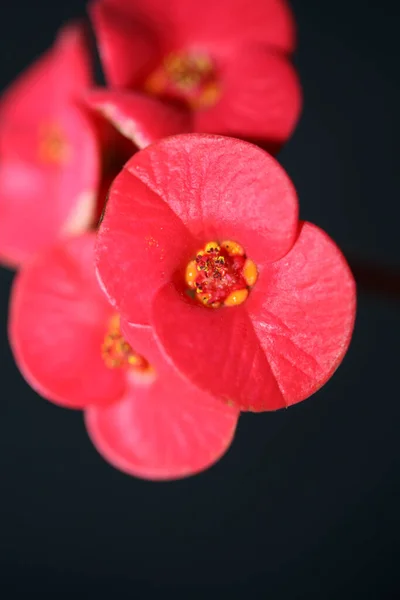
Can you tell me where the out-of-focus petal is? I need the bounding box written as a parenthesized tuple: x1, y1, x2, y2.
(9, 234, 125, 408)
(86, 324, 239, 480)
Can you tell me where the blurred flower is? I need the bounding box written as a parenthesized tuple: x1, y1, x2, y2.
(8, 233, 238, 480)
(0, 23, 99, 267)
(89, 0, 301, 153)
(96, 134, 357, 412)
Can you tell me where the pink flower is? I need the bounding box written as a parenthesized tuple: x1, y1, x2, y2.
(89, 0, 301, 153)
(9, 233, 239, 479)
(95, 134, 357, 412)
(0, 23, 99, 267)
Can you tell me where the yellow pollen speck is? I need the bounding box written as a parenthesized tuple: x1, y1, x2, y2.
(185, 260, 197, 289)
(200, 293, 212, 305)
(224, 288, 249, 307)
(243, 258, 258, 287)
(204, 241, 220, 253)
(127, 355, 140, 365)
(221, 240, 244, 256)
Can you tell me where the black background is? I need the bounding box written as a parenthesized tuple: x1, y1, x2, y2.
(0, 1, 399, 598)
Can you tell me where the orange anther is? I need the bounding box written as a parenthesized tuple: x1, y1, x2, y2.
(221, 240, 244, 256)
(204, 241, 220, 253)
(224, 288, 249, 307)
(185, 260, 198, 289)
(243, 259, 258, 287)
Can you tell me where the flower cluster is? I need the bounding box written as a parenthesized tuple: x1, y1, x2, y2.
(2, 0, 356, 480)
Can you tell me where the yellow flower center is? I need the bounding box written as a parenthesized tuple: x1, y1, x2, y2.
(185, 240, 258, 308)
(101, 315, 154, 378)
(144, 51, 220, 110)
(38, 123, 70, 165)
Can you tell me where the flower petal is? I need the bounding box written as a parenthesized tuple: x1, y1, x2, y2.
(248, 222, 357, 405)
(85, 325, 239, 480)
(9, 234, 125, 408)
(0, 22, 99, 266)
(95, 167, 195, 325)
(126, 134, 299, 264)
(0, 21, 92, 158)
(97, 0, 296, 56)
(0, 105, 99, 267)
(195, 48, 302, 155)
(87, 89, 191, 148)
(90, 1, 161, 88)
(152, 282, 286, 411)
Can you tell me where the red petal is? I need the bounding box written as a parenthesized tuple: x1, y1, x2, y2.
(9, 234, 125, 409)
(195, 49, 302, 155)
(0, 22, 99, 266)
(0, 109, 99, 267)
(95, 167, 194, 325)
(152, 283, 286, 411)
(90, 1, 161, 88)
(126, 135, 299, 264)
(0, 22, 92, 155)
(86, 89, 191, 148)
(248, 222, 356, 405)
(85, 325, 239, 480)
(98, 0, 295, 55)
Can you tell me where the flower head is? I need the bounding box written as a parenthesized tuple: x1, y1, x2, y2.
(96, 134, 357, 412)
(9, 233, 238, 480)
(89, 0, 301, 153)
(0, 23, 99, 267)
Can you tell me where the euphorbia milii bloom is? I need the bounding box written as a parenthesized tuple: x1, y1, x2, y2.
(0, 23, 99, 267)
(96, 134, 357, 412)
(89, 0, 301, 153)
(9, 233, 238, 480)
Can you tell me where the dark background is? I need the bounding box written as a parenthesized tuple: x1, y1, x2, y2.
(0, 1, 399, 598)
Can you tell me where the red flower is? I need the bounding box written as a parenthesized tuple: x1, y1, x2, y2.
(0, 23, 99, 267)
(96, 134, 357, 412)
(9, 233, 238, 480)
(89, 0, 301, 153)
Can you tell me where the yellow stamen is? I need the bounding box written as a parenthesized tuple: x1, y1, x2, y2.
(185, 260, 198, 289)
(204, 241, 220, 253)
(243, 258, 258, 287)
(101, 315, 151, 373)
(224, 289, 249, 307)
(221, 240, 245, 256)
